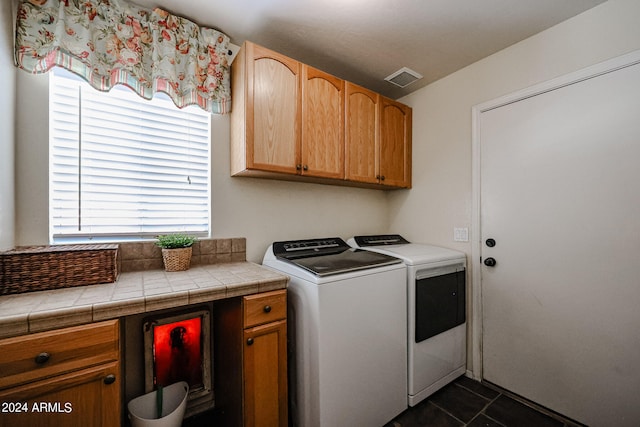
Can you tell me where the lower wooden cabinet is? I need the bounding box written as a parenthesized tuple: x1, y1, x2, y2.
(215, 290, 288, 427)
(243, 319, 287, 426)
(0, 362, 120, 427)
(0, 320, 121, 427)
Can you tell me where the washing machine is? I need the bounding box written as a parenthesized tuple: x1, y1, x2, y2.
(348, 234, 467, 406)
(263, 237, 408, 427)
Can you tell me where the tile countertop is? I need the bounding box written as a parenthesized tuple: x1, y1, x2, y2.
(0, 262, 289, 340)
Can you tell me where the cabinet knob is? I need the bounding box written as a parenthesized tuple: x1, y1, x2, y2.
(380, 175, 385, 181)
(103, 374, 116, 385)
(296, 164, 302, 170)
(303, 165, 308, 171)
(247, 337, 254, 346)
(263, 305, 272, 313)
(34, 352, 51, 365)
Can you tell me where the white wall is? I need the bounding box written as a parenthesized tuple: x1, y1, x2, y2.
(8, 0, 639, 310)
(0, 0, 16, 250)
(209, 114, 390, 261)
(391, 0, 640, 372)
(13, 75, 390, 262)
(393, 0, 640, 247)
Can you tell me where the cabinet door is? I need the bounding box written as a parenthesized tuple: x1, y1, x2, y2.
(243, 320, 288, 427)
(345, 82, 379, 184)
(302, 66, 345, 179)
(380, 97, 412, 188)
(247, 43, 301, 174)
(0, 362, 120, 427)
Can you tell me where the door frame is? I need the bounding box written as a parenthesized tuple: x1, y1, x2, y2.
(469, 49, 640, 381)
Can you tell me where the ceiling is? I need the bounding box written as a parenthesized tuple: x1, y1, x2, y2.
(132, 0, 607, 99)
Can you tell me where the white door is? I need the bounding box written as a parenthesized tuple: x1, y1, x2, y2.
(479, 59, 640, 426)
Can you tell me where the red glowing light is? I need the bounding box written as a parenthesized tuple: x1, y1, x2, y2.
(153, 317, 203, 388)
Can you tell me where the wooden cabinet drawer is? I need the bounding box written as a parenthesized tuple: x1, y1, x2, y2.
(243, 290, 286, 328)
(0, 320, 119, 390)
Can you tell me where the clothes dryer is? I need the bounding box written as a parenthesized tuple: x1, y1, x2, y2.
(349, 234, 467, 406)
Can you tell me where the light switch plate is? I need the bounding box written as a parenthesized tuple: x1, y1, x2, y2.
(454, 227, 469, 242)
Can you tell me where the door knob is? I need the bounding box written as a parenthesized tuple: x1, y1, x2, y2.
(486, 238, 496, 247)
(484, 257, 497, 267)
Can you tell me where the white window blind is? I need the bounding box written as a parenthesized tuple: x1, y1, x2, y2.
(49, 67, 211, 242)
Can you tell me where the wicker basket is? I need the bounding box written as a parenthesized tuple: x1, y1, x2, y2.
(161, 247, 192, 272)
(0, 244, 119, 295)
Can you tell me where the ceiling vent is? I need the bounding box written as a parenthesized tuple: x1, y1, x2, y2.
(384, 67, 423, 88)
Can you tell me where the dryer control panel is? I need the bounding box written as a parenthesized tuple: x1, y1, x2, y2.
(352, 234, 410, 247)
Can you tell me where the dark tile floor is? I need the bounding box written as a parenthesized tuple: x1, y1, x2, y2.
(183, 375, 581, 427)
(384, 376, 581, 427)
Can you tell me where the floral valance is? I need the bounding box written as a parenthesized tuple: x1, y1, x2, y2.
(15, 0, 231, 114)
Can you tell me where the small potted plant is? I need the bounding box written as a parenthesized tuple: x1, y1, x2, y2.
(156, 234, 197, 272)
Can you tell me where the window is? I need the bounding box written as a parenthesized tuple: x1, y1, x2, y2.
(49, 67, 211, 242)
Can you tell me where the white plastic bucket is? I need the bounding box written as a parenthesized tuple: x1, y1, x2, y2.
(128, 382, 189, 427)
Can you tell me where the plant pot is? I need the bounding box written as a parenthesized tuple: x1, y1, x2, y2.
(161, 247, 192, 272)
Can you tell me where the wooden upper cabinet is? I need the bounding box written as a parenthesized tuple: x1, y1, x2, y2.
(302, 66, 345, 179)
(380, 97, 412, 188)
(231, 41, 411, 189)
(345, 82, 379, 184)
(231, 41, 301, 175)
(346, 85, 412, 188)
